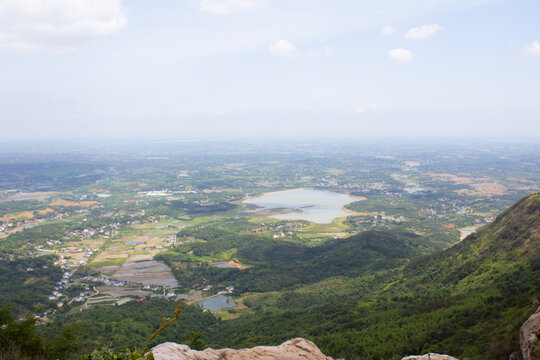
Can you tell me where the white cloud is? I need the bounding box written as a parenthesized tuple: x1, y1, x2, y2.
(405, 24, 442, 39)
(381, 26, 395, 36)
(389, 48, 413, 62)
(270, 39, 297, 57)
(269, 39, 331, 58)
(0, 0, 126, 52)
(199, 0, 268, 14)
(525, 40, 540, 57)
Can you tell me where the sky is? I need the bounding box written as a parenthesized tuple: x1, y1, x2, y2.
(0, 0, 539, 140)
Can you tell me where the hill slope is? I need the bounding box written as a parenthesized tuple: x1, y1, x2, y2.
(208, 192, 540, 360)
(41, 193, 540, 359)
(234, 230, 436, 292)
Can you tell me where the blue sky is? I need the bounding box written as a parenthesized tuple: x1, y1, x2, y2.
(0, 0, 539, 139)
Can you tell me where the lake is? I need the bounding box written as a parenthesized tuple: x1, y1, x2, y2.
(211, 263, 237, 268)
(195, 295, 236, 312)
(243, 188, 358, 224)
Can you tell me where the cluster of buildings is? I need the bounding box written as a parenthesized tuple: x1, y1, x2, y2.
(249, 221, 306, 234)
(63, 222, 121, 241)
(352, 214, 405, 229)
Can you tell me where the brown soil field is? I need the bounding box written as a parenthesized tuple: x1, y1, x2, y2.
(49, 199, 101, 207)
(507, 177, 534, 184)
(425, 173, 473, 185)
(471, 182, 508, 195)
(0, 208, 55, 222)
(516, 186, 540, 192)
(112, 259, 178, 288)
(454, 189, 478, 196)
(1, 211, 34, 222)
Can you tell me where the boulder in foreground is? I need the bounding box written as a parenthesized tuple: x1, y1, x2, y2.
(402, 354, 458, 360)
(151, 338, 336, 360)
(521, 303, 540, 360)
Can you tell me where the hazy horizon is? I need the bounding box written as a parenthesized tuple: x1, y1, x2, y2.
(1, 0, 539, 140)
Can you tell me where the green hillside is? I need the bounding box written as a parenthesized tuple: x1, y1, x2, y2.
(233, 230, 438, 292)
(5, 193, 539, 360)
(157, 226, 440, 293)
(207, 192, 540, 359)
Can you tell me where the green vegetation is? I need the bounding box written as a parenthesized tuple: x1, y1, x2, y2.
(0, 142, 539, 360)
(19, 193, 538, 359)
(43, 300, 218, 355)
(206, 192, 540, 359)
(0, 256, 62, 314)
(159, 218, 439, 293)
(0, 306, 80, 360)
(1, 223, 70, 252)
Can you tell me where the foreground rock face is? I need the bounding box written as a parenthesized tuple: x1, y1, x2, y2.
(151, 338, 335, 360)
(521, 304, 540, 360)
(402, 354, 458, 360)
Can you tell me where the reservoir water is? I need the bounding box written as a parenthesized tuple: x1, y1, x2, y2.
(243, 188, 358, 224)
(211, 263, 237, 268)
(195, 295, 236, 312)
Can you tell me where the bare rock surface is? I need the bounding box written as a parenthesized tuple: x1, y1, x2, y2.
(151, 338, 335, 360)
(521, 303, 540, 360)
(402, 354, 458, 360)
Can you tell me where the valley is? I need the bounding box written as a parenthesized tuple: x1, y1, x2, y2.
(0, 140, 539, 359)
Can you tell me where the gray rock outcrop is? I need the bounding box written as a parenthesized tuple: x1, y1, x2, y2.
(521, 303, 540, 360)
(151, 338, 336, 360)
(402, 354, 458, 360)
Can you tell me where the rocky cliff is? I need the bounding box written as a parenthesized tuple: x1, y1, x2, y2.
(521, 301, 540, 360)
(151, 338, 462, 360)
(401, 355, 458, 360)
(151, 338, 337, 360)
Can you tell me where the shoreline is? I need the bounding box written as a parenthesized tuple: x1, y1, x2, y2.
(341, 191, 367, 201)
(242, 188, 308, 203)
(209, 259, 249, 270)
(188, 293, 222, 306)
(341, 206, 378, 216)
(242, 187, 366, 203)
(240, 187, 369, 223)
(341, 206, 362, 216)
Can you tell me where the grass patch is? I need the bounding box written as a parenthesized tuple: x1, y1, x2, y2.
(90, 257, 127, 267)
(132, 250, 150, 256)
(303, 217, 349, 233)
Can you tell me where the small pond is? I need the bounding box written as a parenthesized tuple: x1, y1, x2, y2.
(195, 295, 236, 312)
(211, 263, 237, 268)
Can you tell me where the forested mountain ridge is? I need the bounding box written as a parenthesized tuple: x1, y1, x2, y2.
(158, 225, 439, 293)
(208, 193, 540, 360)
(402, 191, 540, 292)
(233, 230, 436, 292)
